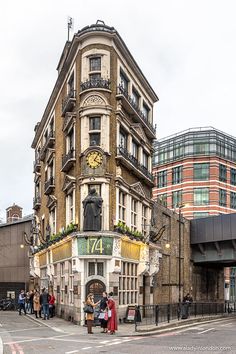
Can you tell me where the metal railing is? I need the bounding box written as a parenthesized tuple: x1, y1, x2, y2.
(117, 146, 154, 181)
(62, 89, 76, 114)
(81, 78, 110, 91)
(62, 149, 75, 171)
(117, 85, 156, 135)
(134, 302, 232, 331)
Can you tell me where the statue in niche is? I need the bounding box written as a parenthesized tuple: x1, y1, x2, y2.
(83, 188, 103, 231)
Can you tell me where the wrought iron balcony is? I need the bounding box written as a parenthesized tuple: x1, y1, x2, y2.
(61, 149, 76, 172)
(80, 78, 110, 92)
(44, 177, 55, 195)
(116, 85, 156, 138)
(62, 89, 76, 117)
(33, 196, 41, 210)
(117, 146, 154, 183)
(39, 130, 55, 161)
(33, 158, 41, 173)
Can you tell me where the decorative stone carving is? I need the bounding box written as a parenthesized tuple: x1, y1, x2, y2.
(131, 123, 147, 143)
(116, 166, 122, 177)
(62, 175, 76, 193)
(130, 182, 147, 199)
(113, 237, 121, 257)
(149, 248, 161, 276)
(83, 95, 106, 107)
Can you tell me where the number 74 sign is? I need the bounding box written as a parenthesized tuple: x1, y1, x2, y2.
(78, 237, 113, 255)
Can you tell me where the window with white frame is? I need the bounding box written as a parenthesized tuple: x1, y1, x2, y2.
(132, 140, 138, 160)
(66, 127, 75, 153)
(142, 205, 148, 238)
(66, 190, 74, 226)
(89, 116, 101, 146)
(120, 70, 129, 93)
(119, 129, 128, 149)
(142, 102, 150, 120)
(90, 56, 101, 71)
(142, 151, 149, 169)
(131, 87, 140, 108)
(131, 198, 138, 231)
(119, 262, 138, 305)
(60, 262, 65, 303)
(68, 260, 74, 304)
(119, 190, 126, 223)
(49, 208, 56, 235)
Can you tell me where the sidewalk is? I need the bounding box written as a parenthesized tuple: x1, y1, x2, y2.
(25, 313, 234, 337)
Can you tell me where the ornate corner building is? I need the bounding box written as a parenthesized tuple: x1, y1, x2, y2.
(31, 22, 161, 323)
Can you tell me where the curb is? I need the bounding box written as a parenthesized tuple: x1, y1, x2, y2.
(121, 315, 235, 337)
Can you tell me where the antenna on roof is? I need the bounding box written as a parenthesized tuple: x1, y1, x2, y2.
(67, 17, 74, 41)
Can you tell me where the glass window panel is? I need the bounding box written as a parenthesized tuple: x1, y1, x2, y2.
(89, 117, 101, 130)
(89, 133, 100, 146)
(90, 57, 101, 71)
(193, 163, 209, 180)
(194, 188, 209, 205)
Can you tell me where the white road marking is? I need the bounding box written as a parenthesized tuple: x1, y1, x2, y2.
(198, 328, 215, 334)
(221, 322, 232, 327)
(0, 336, 3, 354)
(100, 340, 110, 343)
(105, 341, 123, 346)
(95, 346, 103, 348)
(65, 351, 79, 354)
(81, 347, 92, 350)
(24, 315, 42, 326)
(0, 327, 44, 334)
(4, 333, 73, 345)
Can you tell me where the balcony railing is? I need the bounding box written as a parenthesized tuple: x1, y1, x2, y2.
(44, 177, 55, 195)
(80, 78, 110, 92)
(117, 146, 154, 182)
(33, 158, 41, 173)
(116, 85, 156, 137)
(61, 149, 76, 172)
(63, 113, 76, 133)
(33, 196, 41, 210)
(62, 89, 76, 117)
(39, 130, 55, 161)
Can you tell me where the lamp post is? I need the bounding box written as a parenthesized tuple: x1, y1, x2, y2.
(177, 204, 187, 304)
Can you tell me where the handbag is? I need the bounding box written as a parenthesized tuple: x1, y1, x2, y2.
(108, 309, 112, 318)
(84, 304, 94, 314)
(104, 311, 108, 321)
(98, 312, 105, 319)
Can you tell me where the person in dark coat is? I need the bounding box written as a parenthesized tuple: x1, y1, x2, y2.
(40, 288, 50, 320)
(83, 188, 103, 231)
(18, 290, 26, 315)
(99, 291, 108, 333)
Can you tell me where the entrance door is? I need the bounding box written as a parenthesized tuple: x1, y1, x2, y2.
(86, 280, 106, 303)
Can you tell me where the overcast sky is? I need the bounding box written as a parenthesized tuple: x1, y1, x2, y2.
(1, 0, 236, 220)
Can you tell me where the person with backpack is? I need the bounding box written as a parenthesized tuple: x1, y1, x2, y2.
(18, 290, 26, 315)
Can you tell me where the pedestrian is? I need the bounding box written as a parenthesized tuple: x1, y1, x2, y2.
(107, 292, 117, 335)
(183, 293, 193, 303)
(25, 292, 30, 313)
(40, 288, 50, 320)
(49, 292, 56, 318)
(18, 290, 26, 315)
(33, 290, 41, 318)
(29, 290, 34, 314)
(84, 293, 100, 334)
(99, 291, 108, 333)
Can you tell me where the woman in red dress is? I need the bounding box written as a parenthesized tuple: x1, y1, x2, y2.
(107, 292, 117, 334)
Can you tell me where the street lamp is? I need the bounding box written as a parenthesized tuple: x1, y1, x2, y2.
(177, 203, 188, 304)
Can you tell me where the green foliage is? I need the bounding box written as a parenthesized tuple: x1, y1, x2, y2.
(114, 222, 144, 242)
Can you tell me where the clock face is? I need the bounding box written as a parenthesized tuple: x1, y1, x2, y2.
(86, 151, 103, 169)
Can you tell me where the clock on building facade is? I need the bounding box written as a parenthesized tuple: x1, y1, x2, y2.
(86, 151, 103, 169)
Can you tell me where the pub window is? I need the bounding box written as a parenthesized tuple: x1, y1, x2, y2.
(119, 261, 138, 305)
(88, 262, 95, 276)
(97, 262, 104, 276)
(69, 260, 74, 304)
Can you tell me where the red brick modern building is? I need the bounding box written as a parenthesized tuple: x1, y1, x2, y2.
(153, 127, 236, 219)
